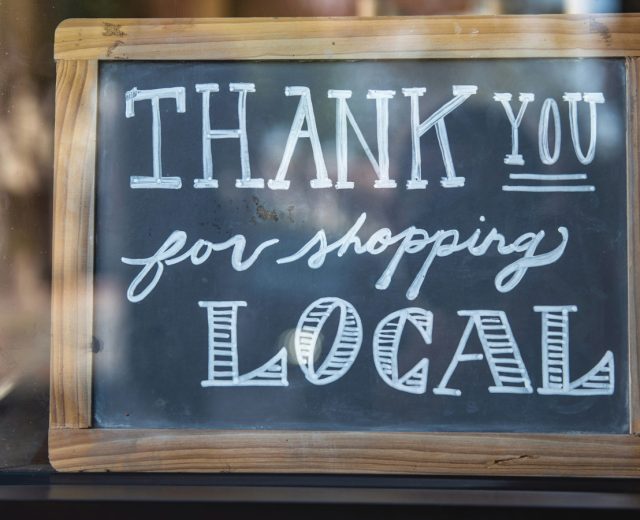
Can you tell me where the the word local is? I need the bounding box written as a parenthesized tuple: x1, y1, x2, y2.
(197, 298, 614, 397)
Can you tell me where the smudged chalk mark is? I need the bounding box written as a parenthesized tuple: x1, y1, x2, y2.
(252, 195, 279, 222)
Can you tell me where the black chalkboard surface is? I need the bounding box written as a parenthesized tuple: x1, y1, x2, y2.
(93, 58, 628, 434)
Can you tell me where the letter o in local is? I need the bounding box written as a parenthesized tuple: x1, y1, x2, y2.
(295, 297, 362, 385)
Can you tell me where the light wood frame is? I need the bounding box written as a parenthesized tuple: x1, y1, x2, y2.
(52, 15, 640, 475)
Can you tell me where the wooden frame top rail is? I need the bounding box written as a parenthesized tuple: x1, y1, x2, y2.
(55, 15, 640, 61)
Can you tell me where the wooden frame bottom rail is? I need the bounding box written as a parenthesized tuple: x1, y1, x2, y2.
(49, 429, 640, 476)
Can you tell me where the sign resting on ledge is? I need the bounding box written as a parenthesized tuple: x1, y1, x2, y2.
(51, 16, 640, 476)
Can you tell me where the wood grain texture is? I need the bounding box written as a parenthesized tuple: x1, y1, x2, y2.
(51, 60, 97, 429)
(54, 15, 640, 61)
(628, 57, 640, 435)
(49, 429, 640, 476)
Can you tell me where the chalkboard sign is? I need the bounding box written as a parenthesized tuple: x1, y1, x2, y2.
(51, 16, 640, 476)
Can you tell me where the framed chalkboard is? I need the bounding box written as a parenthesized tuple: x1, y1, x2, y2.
(51, 16, 640, 475)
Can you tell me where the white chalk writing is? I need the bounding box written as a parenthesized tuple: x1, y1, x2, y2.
(199, 301, 288, 387)
(277, 213, 568, 301)
(125, 86, 186, 189)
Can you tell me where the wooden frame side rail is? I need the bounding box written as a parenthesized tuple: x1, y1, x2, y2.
(51, 15, 640, 476)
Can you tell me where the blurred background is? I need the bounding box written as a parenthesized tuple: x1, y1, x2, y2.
(0, 0, 638, 472)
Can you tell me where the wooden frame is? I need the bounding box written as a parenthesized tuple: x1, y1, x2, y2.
(52, 15, 640, 475)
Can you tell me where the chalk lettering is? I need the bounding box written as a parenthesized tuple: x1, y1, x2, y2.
(295, 297, 363, 385)
(493, 92, 535, 165)
(121, 231, 279, 303)
(199, 301, 288, 387)
(535, 305, 614, 395)
(268, 87, 331, 190)
(125, 86, 186, 189)
(373, 308, 433, 394)
(563, 92, 605, 165)
(434, 310, 533, 396)
(328, 89, 397, 189)
(402, 85, 477, 189)
(195, 83, 262, 188)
